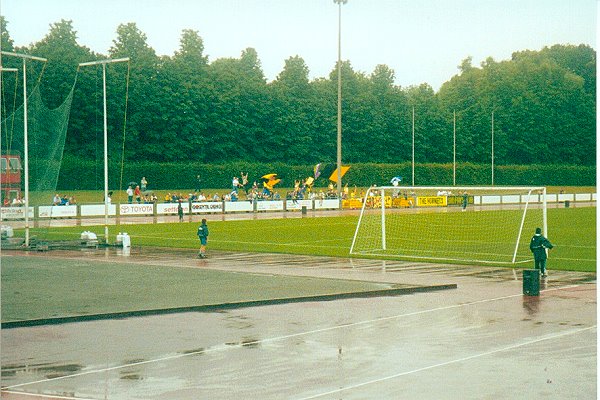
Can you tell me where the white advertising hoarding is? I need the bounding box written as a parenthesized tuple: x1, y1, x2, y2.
(80, 204, 117, 216)
(191, 202, 223, 213)
(120, 203, 155, 215)
(224, 201, 252, 213)
(256, 200, 284, 211)
(286, 199, 312, 211)
(38, 205, 77, 218)
(314, 199, 340, 210)
(157, 203, 190, 215)
(0, 207, 34, 219)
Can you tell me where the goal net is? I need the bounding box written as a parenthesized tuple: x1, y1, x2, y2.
(350, 186, 547, 265)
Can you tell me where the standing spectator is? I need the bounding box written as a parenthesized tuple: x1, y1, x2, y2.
(461, 191, 469, 211)
(232, 176, 240, 193)
(177, 200, 184, 222)
(126, 186, 134, 204)
(134, 185, 141, 203)
(529, 227, 554, 277)
(195, 175, 202, 192)
(141, 177, 148, 192)
(240, 172, 249, 194)
(197, 218, 209, 258)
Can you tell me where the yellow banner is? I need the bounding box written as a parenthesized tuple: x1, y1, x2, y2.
(417, 196, 447, 207)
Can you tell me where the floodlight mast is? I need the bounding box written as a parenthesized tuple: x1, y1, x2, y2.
(334, 0, 347, 204)
(78, 58, 130, 244)
(1, 51, 48, 247)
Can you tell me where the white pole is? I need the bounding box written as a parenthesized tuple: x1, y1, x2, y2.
(335, 0, 346, 204)
(349, 184, 370, 254)
(542, 187, 547, 237)
(453, 110, 456, 186)
(102, 63, 109, 243)
(78, 57, 129, 244)
(23, 58, 29, 246)
(0, 67, 18, 218)
(491, 111, 495, 186)
(412, 106, 415, 186)
(0, 52, 47, 246)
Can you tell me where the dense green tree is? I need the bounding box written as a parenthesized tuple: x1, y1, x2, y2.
(0, 17, 595, 170)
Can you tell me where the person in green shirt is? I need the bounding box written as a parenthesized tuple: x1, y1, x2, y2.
(197, 219, 209, 258)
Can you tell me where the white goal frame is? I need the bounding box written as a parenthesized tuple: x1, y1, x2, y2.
(349, 186, 547, 264)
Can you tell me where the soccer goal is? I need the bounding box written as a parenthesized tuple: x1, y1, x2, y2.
(349, 186, 547, 265)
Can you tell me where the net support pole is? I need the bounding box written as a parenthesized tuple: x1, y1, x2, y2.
(78, 57, 130, 244)
(1, 52, 48, 247)
(0, 67, 18, 225)
(22, 58, 29, 247)
(102, 63, 109, 242)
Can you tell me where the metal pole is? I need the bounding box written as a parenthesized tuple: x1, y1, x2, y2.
(412, 106, 415, 186)
(23, 59, 29, 246)
(102, 63, 109, 243)
(0, 52, 47, 246)
(0, 68, 19, 216)
(453, 110, 456, 186)
(78, 57, 129, 244)
(491, 110, 495, 186)
(335, 0, 346, 203)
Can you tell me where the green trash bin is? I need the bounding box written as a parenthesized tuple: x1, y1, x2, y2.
(523, 269, 540, 296)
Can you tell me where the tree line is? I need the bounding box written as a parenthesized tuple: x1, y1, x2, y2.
(1, 18, 596, 170)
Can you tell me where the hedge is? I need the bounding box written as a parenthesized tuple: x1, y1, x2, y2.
(58, 156, 595, 191)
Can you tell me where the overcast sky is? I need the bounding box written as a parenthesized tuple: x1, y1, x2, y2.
(1, 0, 596, 91)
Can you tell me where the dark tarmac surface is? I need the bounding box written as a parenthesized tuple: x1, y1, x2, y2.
(1, 248, 596, 399)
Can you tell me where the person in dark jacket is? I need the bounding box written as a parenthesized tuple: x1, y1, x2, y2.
(177, 200, 184, 222)
(197, 219, 209, 258)
(529, 227, 553, 277)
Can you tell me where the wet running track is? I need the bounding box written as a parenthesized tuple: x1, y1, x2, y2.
(1, 248, 596, 399)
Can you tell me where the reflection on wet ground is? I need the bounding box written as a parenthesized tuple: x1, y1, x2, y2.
(1, 248, 596, 399)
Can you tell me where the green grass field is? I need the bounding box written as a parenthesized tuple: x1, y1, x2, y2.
(25, 206, 596, 272)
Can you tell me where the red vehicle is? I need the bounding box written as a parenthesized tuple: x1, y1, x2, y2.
(1, 153, 22, 205)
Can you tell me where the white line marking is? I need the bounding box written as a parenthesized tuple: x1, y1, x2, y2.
(0, 390, 98, 400)
(4, 284, 585, 390)
(294, 325, 597, 400)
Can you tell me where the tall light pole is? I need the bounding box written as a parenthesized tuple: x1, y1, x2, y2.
(453, 109, 456, 186)
(79, 57, 129, 243)
(491, 110, 495, 186)
(334, 0, 347, 202)
(412, 106, 415, 186)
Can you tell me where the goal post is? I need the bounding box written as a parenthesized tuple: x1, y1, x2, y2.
(350, 186, 547, 265)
